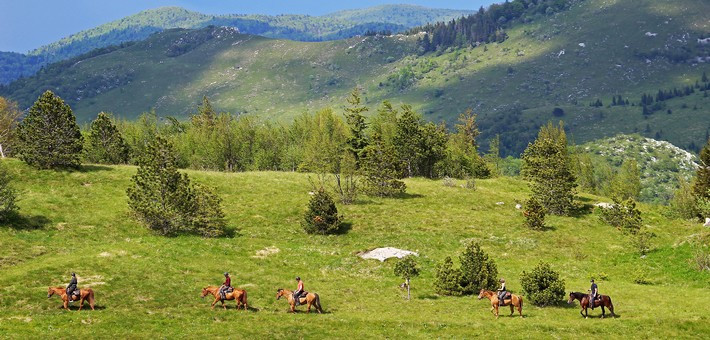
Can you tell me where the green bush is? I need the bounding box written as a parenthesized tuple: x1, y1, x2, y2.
(599, 197, 643, 234)
(669, 176, 699, 219)
(302, 188, 342, 234)
(85, 112, 129, 164)
(434, 241, 497, 296)
(523, 196, 546, 230)
(434, 256, 462, 295)
(0, 161, 17, 221)
(520, 262, 566, 306)
(394, 255, 420, 300)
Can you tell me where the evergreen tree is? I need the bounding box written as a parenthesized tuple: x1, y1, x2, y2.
(523, 196, 546, 230)
(0, 161, 18, 221)
(393, 105, 424, 177)
(693, 139, 710, 201)
(520, 262, 566, 306)
(611, 159, 641, 200)
(394, 255, 420, 300)
(0, 97, 22, 158)
(521, 122, 577, 215)
(16, 91, 83, 169)
(434, 256, 462, 296)
(438, 109, 489, 179)
(302, 188, 342, 235)
(343, 88, 369, 166)
(360, 133, 406, 197)
(191, 96, 217, 128)
(85, 112, 129, 164)
(599, 197, 643, 234)
(484, 134, 501, 177)
(458, 241, 498, 294)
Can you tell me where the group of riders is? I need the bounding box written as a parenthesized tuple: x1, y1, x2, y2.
(60, 273, 603, 311)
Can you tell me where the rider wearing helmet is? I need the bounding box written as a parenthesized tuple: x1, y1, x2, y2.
(293, 277, 304, 306)
(66, 273, 77, 303)
(219, 272, 232, 300)
(497, 278, 507, 306)
(589, 279, 598, 309)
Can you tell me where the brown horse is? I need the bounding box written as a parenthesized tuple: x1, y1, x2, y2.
(201, 286, 248, 310)
(47, 286, 95, 311)
(478, 289, 523, 318)
(276, 289, 323, 313)
(567, 292, 615, 318)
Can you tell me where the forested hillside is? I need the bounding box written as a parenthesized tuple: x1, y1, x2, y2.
(0, 5, 472, 84)
(1, 0, 709, 156)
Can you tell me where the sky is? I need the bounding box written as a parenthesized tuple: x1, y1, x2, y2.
(0, 0, 495, 53)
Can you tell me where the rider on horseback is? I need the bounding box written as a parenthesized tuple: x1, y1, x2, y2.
(66, 272, 77, 303)
(219, 272, 232, 301)
(497, 278, 507, 306)
(589, 279, 598, 309)
(293, 277, 304, 306)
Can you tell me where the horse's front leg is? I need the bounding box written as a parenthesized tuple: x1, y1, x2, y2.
(290, 302, 296, 313)
(510, 304, 514, 316)
(211, 297, 218, 310)
(78, 296, 85, 311)
(601, 305, 606, 318)
(495, 305, 499, 319)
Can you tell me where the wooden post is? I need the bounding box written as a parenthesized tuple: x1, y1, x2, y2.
(406, 278, 410, 300)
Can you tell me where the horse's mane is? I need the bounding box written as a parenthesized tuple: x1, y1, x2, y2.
(570, 292, 586, 298)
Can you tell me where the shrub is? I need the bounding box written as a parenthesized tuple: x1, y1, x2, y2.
(458, 241, 498, 294)
(434, 256, 462, 295)
(442, 176, 456, 187)
(599, 197, 643, 234)
(126, 136, 227, 237)
(520, 262, 566, 306)
(394, 255, 420, 300)
(16, 91, 83, 169)
(302, 188, 342, 234)
(360, 135, 406, 197)
(85, 112, 129, 164)
(523, 196, 546, 230)
(0, 161, 18, 221)
(691, 250, 710, 272)
(669, 176, 699, 219)
(633, 228, 656, 256)
(464, 177, 476, 190)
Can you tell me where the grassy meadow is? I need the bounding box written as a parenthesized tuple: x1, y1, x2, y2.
(0, 158, 708, 338)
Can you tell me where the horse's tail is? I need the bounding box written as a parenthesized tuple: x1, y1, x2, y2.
(519, 295, 523, 309)
(242, 290, 248, 308)
(88, 288, 95, 308)
(315, 294, 323, 313)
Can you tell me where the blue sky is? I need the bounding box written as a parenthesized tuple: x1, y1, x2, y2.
(0, 0, 495, 53)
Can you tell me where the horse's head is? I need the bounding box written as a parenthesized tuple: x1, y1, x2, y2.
(47, 287, 54, 298)
(201, 287, 210, 299)
(477, 289, 486, 300)
(276, 289, 284, 300)
(567, 292, 575, 304)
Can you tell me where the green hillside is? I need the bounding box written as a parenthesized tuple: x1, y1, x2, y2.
(2, 0, 708, 156)
(0, 158, 707, 337)
(0, 5, 471, 85)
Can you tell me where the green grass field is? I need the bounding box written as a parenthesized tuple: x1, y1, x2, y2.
(0, 158, 708, 338)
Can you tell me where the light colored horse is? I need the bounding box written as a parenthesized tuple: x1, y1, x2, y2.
(48, 286, 95, 311)
(478, 289, 523, 318)
(201, 286, 248, 310)
(276, 289, 323, 313)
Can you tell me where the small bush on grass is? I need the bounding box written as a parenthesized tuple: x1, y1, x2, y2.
(434, 241, 498, 295)
(523, 196, 546, 230)
(599, 197, 642, 234)
(302, 188, 342, 234)
(520, 262, 566, 306)
(0, 161, 17, 221)
(434, 256, 462, 295)
(691, 250, 710, 272)
(394, 255, 420, 300)
(633, 228, 656, 256)
(442, 176, 456, 187)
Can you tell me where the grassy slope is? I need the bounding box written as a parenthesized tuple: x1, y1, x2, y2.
(0, 158, 707, 338)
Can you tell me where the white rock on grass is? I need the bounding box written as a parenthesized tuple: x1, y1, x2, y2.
(595, 202, 614, 209)
(704, 218, 710, 227)
(358, 247, 418, 262)
(515, 204, 522, 210)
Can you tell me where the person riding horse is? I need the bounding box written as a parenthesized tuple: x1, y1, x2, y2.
(219, 272, 232, 301)
(497, 278, 507, 306)
(293, 277, 304, 306)
(66, 273, 78, 303)
(589, 279, 599, 309)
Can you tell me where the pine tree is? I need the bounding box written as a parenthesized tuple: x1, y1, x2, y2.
(523, 196, 546, 230)
(521, 122, 577, 215)
(360, 133, 406, 197)
(16, 91, 83, 169)
(85, 112, 129, 164)
(484, 134, 501, 177)
(611, 159, 641, 200)
(344, 88, 369, 167)
(302, 188, 342, 234)
(191, 96, 217, 128)
(434, 256, 462, 295)
(520, 262, 566, 306)
(693, 139, 710, 201)
(0, 97, 22, 158)
(458, 241, 498, 294)
(393, 105, 424, 177)
(0, 161, 18, 221)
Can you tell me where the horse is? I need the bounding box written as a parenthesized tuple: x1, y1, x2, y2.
(47, 286, 95, 311)
(478, 289, 523, 318)
(201, 286, 248, 310)
(567, 292, 615, 318)
(276, 289, 323, 313)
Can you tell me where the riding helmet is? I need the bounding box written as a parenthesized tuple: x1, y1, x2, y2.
(500, 278, 505, 283)
(295, 276, 301, 281)
(224, 272, 229, 276)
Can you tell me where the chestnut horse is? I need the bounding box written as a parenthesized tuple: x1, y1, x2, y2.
(276, 289, 323, 313)
(567, 292, 615, 318)
(201, 286, 248, 310)
(478, 289, 523, 318)
(47, 286, 95, 311)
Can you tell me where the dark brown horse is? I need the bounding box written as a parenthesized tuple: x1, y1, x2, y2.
(201, 286, 248, 310)
(567, 292, 615, 318)
(48, 286, 95, 311)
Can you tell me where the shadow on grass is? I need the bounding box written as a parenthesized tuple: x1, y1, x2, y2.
(79, 165, 113, 173)
(569, 203, 594, 218)
(2, 213, 50, 230)
(334, 221, 353, 235)
(394, 192, 424, 200)
(58, 304, 107, 311)
(418, 294, 439, 300)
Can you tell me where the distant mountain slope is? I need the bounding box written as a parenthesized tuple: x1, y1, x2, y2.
(0, 5, 472, 84)
(1, 0, 708, 156)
